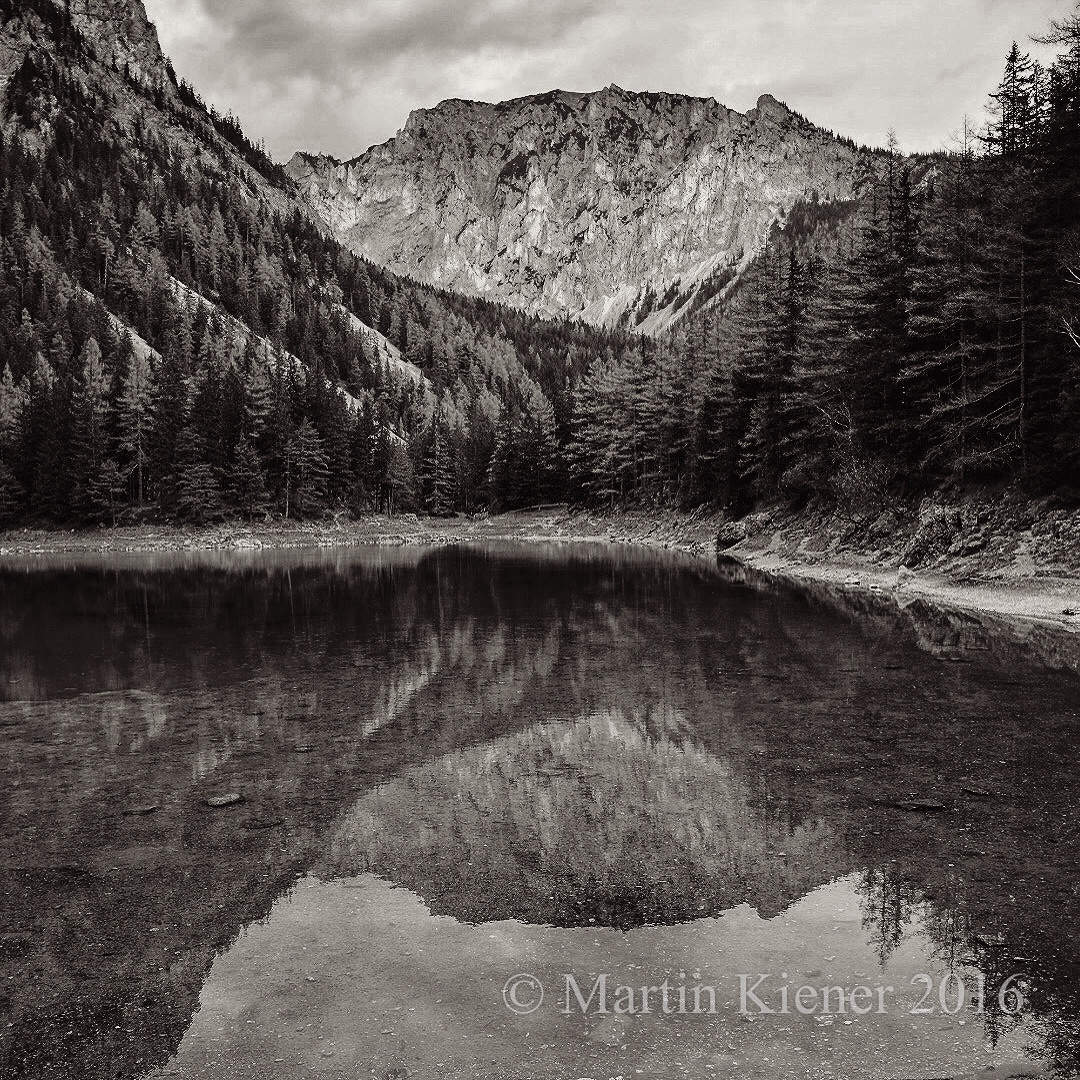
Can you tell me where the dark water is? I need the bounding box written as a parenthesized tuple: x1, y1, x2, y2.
(2, 543, 1080, 1079)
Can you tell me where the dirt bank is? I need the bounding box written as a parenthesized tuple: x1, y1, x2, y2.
(0, 507, 724, 558)
(725, 493, 1080, 632)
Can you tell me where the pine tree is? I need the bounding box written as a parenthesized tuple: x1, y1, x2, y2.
(0, 364, 27, 455)
(420, 416, 457, 514)
(115, 338, 153, 506)
(738, 243, 803, 500)
(70, 335, 111, 520)
(87, 457, 126, 526)
(384, 439, 417, 515)
(986, 43, 1037, 156)
(285, 418, 328, 518)
(147, 354, 190, 512)
(230, 434, 268, 519)
(456, 391, 498, 512)
(847, 146, 918, 461)
(173, 425, 222, 523)
(318, 394, 354, 510)
(0, 461, 25, 526)
(686, 342, 744, 509)
(24, 351, 67, 521)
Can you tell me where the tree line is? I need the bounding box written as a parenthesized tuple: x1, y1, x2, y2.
(571, 19, 1080, 515)
(570, 15, 1080, 514)
(1, 1, 1078, 529)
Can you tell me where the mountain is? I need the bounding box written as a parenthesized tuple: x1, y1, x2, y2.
(0, 0, 623, 527)
(288, 85, 881, 332)
(3, 0, 1077, 525)
(0, 0, 166, 102)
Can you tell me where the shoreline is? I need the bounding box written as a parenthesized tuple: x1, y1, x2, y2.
(2, 505, 1079, 635)
(730, 548, 1080, 632)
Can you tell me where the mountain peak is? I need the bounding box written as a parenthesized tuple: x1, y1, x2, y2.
(750, 92, 793, 123)
(60, 0, 167, 83)
(288, 85, 878, 331)
(0, 0, 170, 129)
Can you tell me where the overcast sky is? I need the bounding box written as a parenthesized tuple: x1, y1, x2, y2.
(142, 0, 1077, 163)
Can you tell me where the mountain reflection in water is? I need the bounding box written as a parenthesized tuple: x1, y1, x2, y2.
(0, 543, 1078, 1079)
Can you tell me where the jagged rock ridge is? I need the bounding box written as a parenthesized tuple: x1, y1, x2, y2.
(288, 85, 880, 332)
(0, 0, 167, 99)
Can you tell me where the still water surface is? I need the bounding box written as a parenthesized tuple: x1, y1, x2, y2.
(2, 543, 1079, 1079)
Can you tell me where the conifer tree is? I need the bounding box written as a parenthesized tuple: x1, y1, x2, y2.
(285, 418, 329, 518)
(70, 336, 111, 519)
(230, 434, 269, 518)
(420, 416, 457, 514)
(147, 354, 190, 512)
(0, 364, 26, 456)
(115, 339, 153, 506)
(986, 43, 1038, 156)
(0, 461, 24, 526)
(384, 439, 417, 515)
(172, 425, 222, 523)
(738, 243, 801, 500)
(88, 457, 126, 526)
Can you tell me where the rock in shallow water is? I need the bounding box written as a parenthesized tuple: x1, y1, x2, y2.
(895, 799, 946, 812)
(205, 793, 243, 808)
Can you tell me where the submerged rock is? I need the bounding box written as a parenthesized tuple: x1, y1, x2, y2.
(240, 814, 285, 831)
(205, 793, 243, 808)
(895, 799, 946, 812)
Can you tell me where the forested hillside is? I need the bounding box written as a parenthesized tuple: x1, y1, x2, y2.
(0, 0, 621, 527)
(570, 20, 1080, 514)
(1, 0, 1078, 532)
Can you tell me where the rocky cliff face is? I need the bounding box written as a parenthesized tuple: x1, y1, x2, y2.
(288, 85, 879, 332)
(65, 0, 167, 83)
(0, 0, 168, 101)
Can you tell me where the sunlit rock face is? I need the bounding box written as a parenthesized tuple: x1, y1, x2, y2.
(64, 0, 167, 82)
(288, 85, 878, 332)
(0, 1, 168, 123)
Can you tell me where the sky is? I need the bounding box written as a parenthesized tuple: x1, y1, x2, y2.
(141, 0, 1079, 163)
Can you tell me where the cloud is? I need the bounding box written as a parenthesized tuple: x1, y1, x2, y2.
(143, 0, 1078, 161)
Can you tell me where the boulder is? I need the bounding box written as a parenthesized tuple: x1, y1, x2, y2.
(716, 519, 747, 550)
(899, 506, 961, 568)
(867, 509, 899, 541)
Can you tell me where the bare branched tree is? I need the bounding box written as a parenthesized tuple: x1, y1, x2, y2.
(1032, 5, 1080, 47)
(1066, 265, 1080, 351)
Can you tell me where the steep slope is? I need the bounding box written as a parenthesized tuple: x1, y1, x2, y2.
(0, 0, 625, 525)
(288, 85, 883, 332)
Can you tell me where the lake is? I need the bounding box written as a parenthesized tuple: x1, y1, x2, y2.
(1, 542, 1079, 1079)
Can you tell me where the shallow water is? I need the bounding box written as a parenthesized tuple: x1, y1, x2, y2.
(1, 542, 1079, 1079)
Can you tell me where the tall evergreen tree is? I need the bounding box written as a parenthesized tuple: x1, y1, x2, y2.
(172, 425, 223, 524)
(230, 434, 269, 519)
(285, 418, 329, 518)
